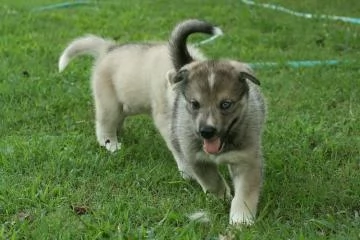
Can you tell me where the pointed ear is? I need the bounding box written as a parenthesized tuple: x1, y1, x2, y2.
(239, 71, 260, 86)
(166, 69, 177, 85)
(168, 69, 189, 85)
(229, 60, 260, 86)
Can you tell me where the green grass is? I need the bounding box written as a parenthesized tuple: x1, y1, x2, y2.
(1, 0, 360, 239)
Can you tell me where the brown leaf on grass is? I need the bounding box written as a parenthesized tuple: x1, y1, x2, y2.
(17, 211, 33, 222)
(70, 204, 90, 215)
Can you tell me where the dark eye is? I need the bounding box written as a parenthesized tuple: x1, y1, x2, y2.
(220, 100, 233, 110)
(190, 99, 200, 110)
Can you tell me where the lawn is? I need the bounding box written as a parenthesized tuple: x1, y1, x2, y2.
(0, 0, 359, 239)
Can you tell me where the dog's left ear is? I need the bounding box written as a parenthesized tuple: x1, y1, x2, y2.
(166, 69, 177, 85)
(239, 71, 260, 86)
(167, 69, 189, 85)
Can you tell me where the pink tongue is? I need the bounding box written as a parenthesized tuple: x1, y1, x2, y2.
(203, 138, 221, 154)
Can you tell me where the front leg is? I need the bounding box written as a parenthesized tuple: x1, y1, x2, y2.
(192, 161, 231, 199)
(189, 152, 231, 199)
(228, 153, 262, 225)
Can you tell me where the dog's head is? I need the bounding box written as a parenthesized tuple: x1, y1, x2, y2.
(168, 60, 260, 155)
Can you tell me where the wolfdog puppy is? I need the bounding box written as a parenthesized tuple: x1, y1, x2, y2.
(167, 29, 266, 224)
(58, 20, 221, 156)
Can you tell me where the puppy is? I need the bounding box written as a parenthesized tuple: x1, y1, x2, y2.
(167, 32, 266, 224)
(59, 19, 266, 225)
(58, 20, 221, 157)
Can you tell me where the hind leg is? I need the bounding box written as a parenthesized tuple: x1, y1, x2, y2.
(93, 74, 123, 152)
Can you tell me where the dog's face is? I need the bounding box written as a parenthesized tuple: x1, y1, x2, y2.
(169, 60, 260, 155)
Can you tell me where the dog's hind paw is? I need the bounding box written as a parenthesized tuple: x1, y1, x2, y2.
(104, 140, 121, 152)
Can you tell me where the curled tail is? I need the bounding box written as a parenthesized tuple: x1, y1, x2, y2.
(169, 19, 223, 71)
(58, 35, 115, 72)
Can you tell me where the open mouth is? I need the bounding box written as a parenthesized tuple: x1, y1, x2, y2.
(201, 117, 239, 155)
(203, 137, 225, 155)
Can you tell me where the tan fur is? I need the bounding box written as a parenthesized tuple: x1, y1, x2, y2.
(59, 36, 204, 154)
(58, 19, 222, 183)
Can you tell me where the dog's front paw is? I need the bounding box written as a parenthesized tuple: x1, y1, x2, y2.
(229, 212, 254, 225)
(229, 202, 255, 225)
(179, 168, 195, 180)
(104, 139, 121, 153)
(179, 171, 193, 180)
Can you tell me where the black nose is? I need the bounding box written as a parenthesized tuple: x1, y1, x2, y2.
(200, 126, 217, 139)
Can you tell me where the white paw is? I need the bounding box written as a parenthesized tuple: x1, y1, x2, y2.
(105, 140, 121, 153)
(179, 170, 194, 180)
(177, 164, 195, 180)
(229, 211, 254, 225)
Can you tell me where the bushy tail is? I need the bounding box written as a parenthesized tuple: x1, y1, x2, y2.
(58, 35, 115, 72)
(169, 19, 223, 71)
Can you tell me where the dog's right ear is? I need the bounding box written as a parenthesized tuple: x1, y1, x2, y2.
(239, 72, 260, 86)
(229, 60, 260, 86)
(167, 69, 189, 85)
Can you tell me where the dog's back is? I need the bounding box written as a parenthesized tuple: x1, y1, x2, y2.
(94, 43, 171, 114)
